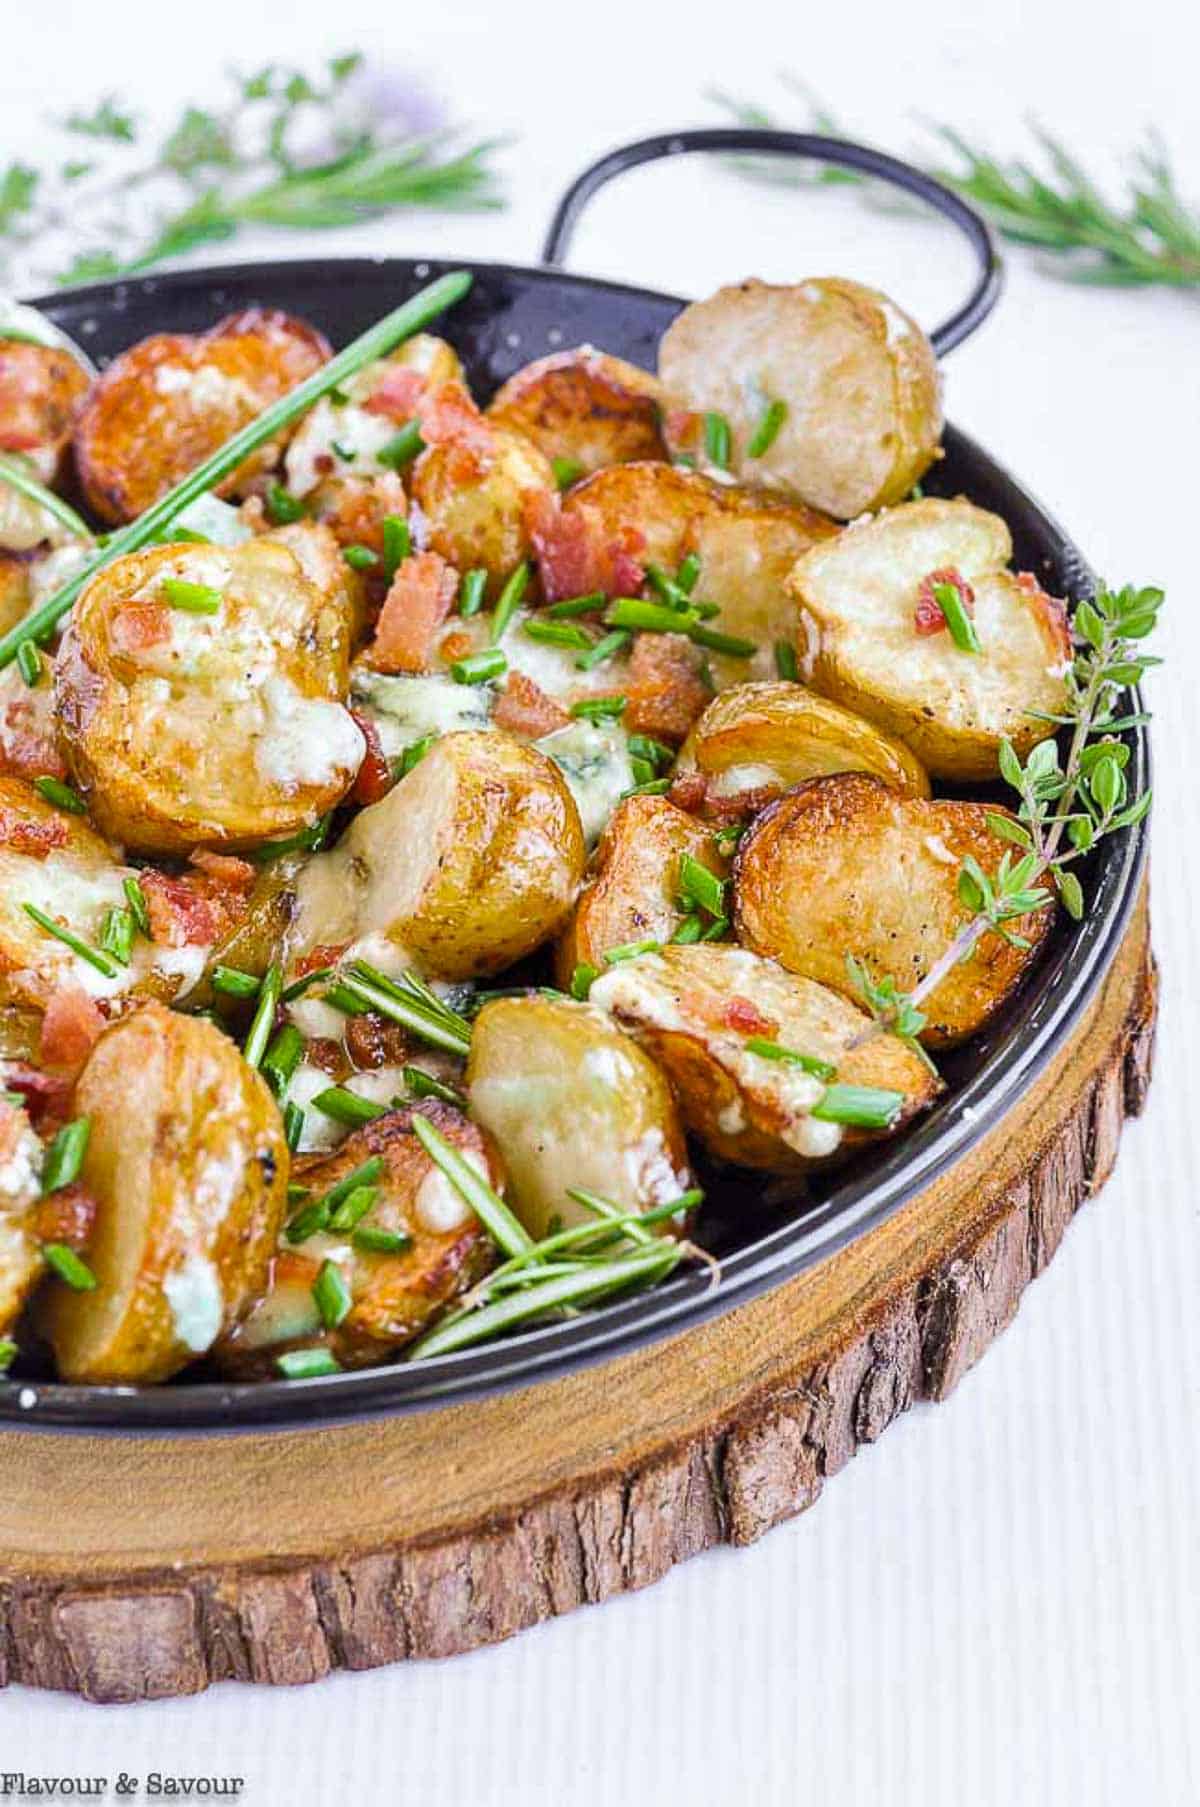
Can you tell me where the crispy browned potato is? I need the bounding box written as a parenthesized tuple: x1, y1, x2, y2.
(788, 497, 1071, 781)
(671, 681, 930, 818)
(0, 1095, 46, 1334)
(554, 794, 726, 983)
(590, 942, 938, 1172)
(410, 422, 556, 600)
(733, 772, 1054, 1046)
(658, 277, 942, 518)
(55, 527, 364, 855)
(73, 309, 330, 524)
(40, 1004, 288, 1383)
(0, 338, 91, 484)
(288, 730, 586, 981)
(216, 1102, 498, 1375)
(487, 348, 666, 477)
(467, 993, 693, 1238)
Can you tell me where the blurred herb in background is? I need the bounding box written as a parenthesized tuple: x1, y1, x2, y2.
(711, 77, 1200, 290)
(1, 54, 505, 291)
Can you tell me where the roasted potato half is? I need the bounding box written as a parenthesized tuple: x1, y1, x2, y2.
(0, 1096, 46, 1334)
(672, 681, 930, 817)
(411, 421, 556, 600)
(487, 347, 667, 477)
(216, 1102, 498, 1375)
(658, 277, 942, 519)
(589, 943, 937, 1173)
(555, 794, 727, 983)
(284, 333, 465, 499)
(73, 308, 330, 524)
(733, 772, 1054, 1046)
(40, 1004, 288, 1383)
(0, 338, 91, 485)
(289, 730, 586, 981)
(788, 497, 1071, 781)
(55, 528, 364, 855)
(467, 994, 693, 1239)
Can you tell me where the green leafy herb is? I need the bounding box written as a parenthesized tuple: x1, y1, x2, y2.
(410, 1112, 533, 1258)
(353, 1226, 414, 1256)
(99, 906, 135, 967)
(774, 639, 798, 681)
(123, 875, 151, 936)
(491, 561, 531, 643)
(42, 1117, 90, 1193)
(377, 421, 425, 470)
(211, 965, 262, 999)
(16, 640, 41, 687)
(744, 1038, 837, 1081)
(312, 1259, 353, 1330)
(277, 1347, 341, 1379)
(162, 578, 221, 614)
(312, 1086, 387, 1127)
(810, 1084, 904, 1129)
(42, 1242, 97, 1290)
(746, 398, 788, 458)
(932, 580, 982, 655)
(704, 411, 732, 469)
(458, 568, 488, 617)
(342, 544, 378, 572)
(22, 903, 118, 979)
(242, 963, 282, 1069)
(382, 515, 410, 579)
(33, 776, 86, 814)
(451, 647, 507, 686)
(552, 456, 585, 490)
(265, 482, 305, 525)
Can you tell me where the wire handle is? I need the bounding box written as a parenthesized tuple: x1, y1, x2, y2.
(542, 128, 1002, 356)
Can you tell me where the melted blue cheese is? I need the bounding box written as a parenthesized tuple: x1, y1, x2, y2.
(284, 396, 401, 498)
(534, 719, 634, 846)
(252, 675, 365, 794)
(349, 670, 494, 762)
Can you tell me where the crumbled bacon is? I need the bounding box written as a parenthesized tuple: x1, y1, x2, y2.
(623, 633, 711, 743)
(1016, 571, 1072, 661)
(315, 470, 407, 556)
(363, 365, 428, 421)
(38, 985, 104, 1072)
(369, 551, 459, 674)
(0, 690, 66, 781)
(1, 1063, 74, 1129)
(667, 770, 708, 815)
(438, 628, 475, 664)
(35, 1182, 97, 1251)
(723, 996, 778, 1037)
(140, 868, 249, 948)
(492, 671, 570, 739)
(914, 566, 976, 637)
(110, 602, 171, 656)
(349, 710, 394, 805)
(416, 382, 495, 457)
(345, 1011, 410, 1070)
(670, 775, 781, 825)
(0, 804, 68, 858)
(190, 850, 255, 891)
(305, 1036, 344, 1075)
(524, 491, 647, 602)
(294, 943, 347, 979)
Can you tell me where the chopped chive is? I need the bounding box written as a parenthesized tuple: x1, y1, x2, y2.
(382, 514, 410, 579)
(16, 640, 40, 686)
(458, 567, 488, 617)
(328, 971, 472, 1058)
(327, 1184, 379, 1234)
(746, 398, 788, 459)
(342, 543, 378, 572)
(576, 628, 631, 671)
(320, 1156, 386, 1216)
(570, 962, 598, 1000)
(42, 1242, 96, 1290)
(605, 596, 687, 635)
(744, 1037, 837, 1080)
(713, 823, 744, 857)
(377, 420, 425, 469)
(671, 914, 704, 944)
(774, 639, 799, 681)
(932, 581, 982, 655)
(0, 1338, 16, 1373)
(283, 1100, 305, 1152)
(248, 814, 333, 862)
(811, 1084, 904, 1129)
(546, 592, 604, 619)
(265, 482, 305, 525)
(700, 914, 729, 941)
(603, 938, 661, 964)
(211, 964, 262, 999)
(261, 1024, 304, 1098)
(410, 1113, 534, 1258)
(704, 411, 732, 469)
(353, 1226, 414, 1256)
(570, 695, 626, 721)
(285, 1197, 332, 1244)
(687, 624, 756, 658)
(678, 853, 727, 918)
(451, 648, 507, 686)
(99, 905, 134, 966)
(403, 1066, 465, 1107)
(620, 777, 671, 798)
(281, 966, 331, 1003)
(312, 1258, 353, 1330)
(162, 578, 221, 615)
(42, 1116, 90, 1192)
(322, 981, 370, 1017)
(522, 618, 592, 650)
(22, 903, 119, 979)
(627, 733, 674, 770)
(242, 963, 281, 1069)
(34, 776, 86, 814)
(645, 563, 689, 609)
(629, 755, 657, 787)
(277, 1347, 342, 1379)
(491, 561, 531, 643)
(675, 553, 701, 595)
(312, 1086, 388, 1127)
(287, 1182, 311, 1204)
(551, 455, 585, 490)
(331, 439, 358, 463)
(123, 875, 151, 936)
(397, 733, 436, 776)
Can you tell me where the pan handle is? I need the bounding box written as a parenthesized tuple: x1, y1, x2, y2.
(541, 128, 1002, 357)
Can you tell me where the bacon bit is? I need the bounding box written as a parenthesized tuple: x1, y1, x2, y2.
(190, 850, 255, 891)
(525, 492, 647, 601)
(39, 985, 104, 1073)
(345, 1011, 410, 1070)
(416, 382, 495, 457)
(492, 671, 570, 738)
(110, 602, 171, 656)
(723, 996, 778, 1037)
(369, 551, 459, 673)
(34, 1182, 97, 1251)
(294, 943, 347, 979)
(1017, 571, 1072, 661)
(1, 1063, 74, 1130)
(349, 710, 394, 805)
(623, 633, 711, 743)
(667, 770, 708, 815)
(0, 343, 85, 458)
(663, 407, 703, 455)
(363, 365, 428, 421)
(914, 566, 975, 637)
(670, 774, 780, 825)
(438, 628, 475, 664)
(0, 692, 67, 781)
(0, 804, 68, 858)
(316, 470, 407, 556)
(140, 869, 248, 948)
(304, 1036, 344, 1075)
(270, 1248, 322, 1290)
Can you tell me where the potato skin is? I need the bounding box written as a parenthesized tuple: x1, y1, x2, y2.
(0, 1096, 46, 1335)
(658, 277, 942, 518)
(0, 338, 90, 484)
(733, 772, 1053, 1046)
(554, 794, 726, 984)
(290, 730, 586, 981)
(589, 943, 938, 1173)
(411, 424, 556, 599)
(788, 497, 1070, 781)
(487, 348, 666, 476)
(40, 1003, 288, 1384)
(216, 1102, 498, 1375)
(55, 528, 363, 855)
(467, 994, 692, 1239)
(73, 309, 330, 524)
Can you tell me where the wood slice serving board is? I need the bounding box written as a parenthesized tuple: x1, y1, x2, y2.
(0, 889, 1156, 1704)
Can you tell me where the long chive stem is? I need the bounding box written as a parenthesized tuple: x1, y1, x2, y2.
(0, 453, 93, 541)
(410, 1113, 533, 1257)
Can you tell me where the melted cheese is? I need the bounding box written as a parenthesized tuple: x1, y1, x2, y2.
(534, 719, 634, 846)
(252, 676, 365, 793)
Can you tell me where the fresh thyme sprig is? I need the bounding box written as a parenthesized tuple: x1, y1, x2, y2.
(711, 82, 1200, 289)
(1, 55, 504, 291)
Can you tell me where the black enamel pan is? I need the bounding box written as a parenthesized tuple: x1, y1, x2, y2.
(1, 130, 1147, 1431)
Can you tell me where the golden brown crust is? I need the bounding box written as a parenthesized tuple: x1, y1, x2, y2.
(411, 425, 556, 600)
(0, 338, 91, 484)
(487, 348, 666, 475)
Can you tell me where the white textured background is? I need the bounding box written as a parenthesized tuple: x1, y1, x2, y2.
(3, 2, 1198, 1802)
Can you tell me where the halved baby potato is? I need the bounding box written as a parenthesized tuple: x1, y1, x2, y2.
(411, 422, 556, 600)
(554, 793, 727, 984)
(487, 347, 667, 477)
(216, 1102, 498, 1376)
(55, 526, 364, 855)
(733, 772, 1054, 1046)
(672, 681, 930, 818)
(658, 277, 942, 518)
(589, 942, 937, 1173)
(73, 308, 330, 524)
(288, 730, 586, 981)
(788, 497, 1071, 781)
(467, 993, 693, 1239)
(40, 1003, 288, 1384)
(0, 1095, 46, 1334)
(0, 337, 91, 485)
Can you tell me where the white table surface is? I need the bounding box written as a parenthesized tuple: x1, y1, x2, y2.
(3, 2, 1197, 1801)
